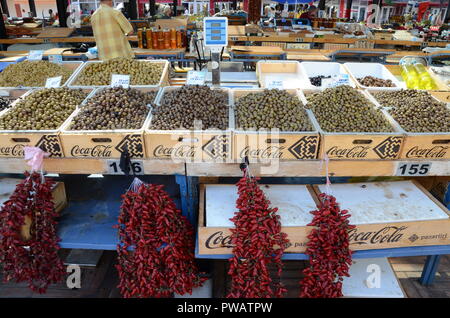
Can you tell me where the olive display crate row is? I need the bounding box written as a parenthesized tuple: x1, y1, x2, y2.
(0, 88, 94, 158)
(67, 60, 170, 89)
(366, 89, 450, 160)
(197, 180, 450, 255)
(59, 86, 161, 159)
(0, 61, 84, 90)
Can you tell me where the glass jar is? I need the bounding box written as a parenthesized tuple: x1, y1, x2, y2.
(146, 28, 152, 49)
(163, 28, 170, 49)
(170, 28, 177, 49)
(152, 28, 159, 49)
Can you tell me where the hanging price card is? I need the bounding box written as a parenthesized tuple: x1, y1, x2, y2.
(265, 76, 284, 89)
(111, 74, 130, 88)
(186, 71, 206, 85)
(45, 76, 62, 88)
(48, 54, 63, 64)
(28, 50, 44, 61)
(321, 74, 351, 88)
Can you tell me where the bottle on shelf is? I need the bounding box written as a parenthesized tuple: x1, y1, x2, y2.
(142, 27, 147, 50)
(145, 28, 153, 49)
(400, 62, 420, 89)
(157, 28, 165, 50)
(176, 27, 182, 48)
(137, 28, 143, 49)
(152, 28, 159, 49)
(413, 62, 437, 90)
(170, 28, 177, 49)
(163, 28, 171, 49)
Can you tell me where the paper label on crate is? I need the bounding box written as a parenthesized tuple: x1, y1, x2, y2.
(321, 74, 350, 88)
(45, 76, 62, 88)
(48, 54, 63, 64)
(111, 74, 130, 88)
(265, 76, 284, 90)
(27, 50, 44, 61)
(186, 71, 206, 85)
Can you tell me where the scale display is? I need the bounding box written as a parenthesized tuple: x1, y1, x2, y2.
(203, 17, 228, 47)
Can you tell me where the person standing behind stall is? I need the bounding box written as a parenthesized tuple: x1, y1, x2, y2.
(300, 5, 318, 24)
(91, 0, 135, 61)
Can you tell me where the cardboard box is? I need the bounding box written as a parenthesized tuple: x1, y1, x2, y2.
(197, 181, 450, 255)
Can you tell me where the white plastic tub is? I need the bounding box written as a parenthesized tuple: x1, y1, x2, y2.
(300, 62, 357, 89)
(344, 62, 404, 90)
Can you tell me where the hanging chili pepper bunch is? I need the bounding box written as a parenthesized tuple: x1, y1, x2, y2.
(0, 171, 65, 293)
(116, 180, 206, 298)
(227, 169, 289, 298)
(299, 193, 355, 298)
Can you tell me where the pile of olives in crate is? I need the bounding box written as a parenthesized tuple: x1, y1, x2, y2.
(0, 96, 11, 111)
(0, 60, 73, 87)
(309, 75, 331, 87)
(150, 85, 229, 130)
(373, 90, 450, 133)
(0, 88, 86, 130)
(74, 58, 164, 86)
(357, 76, 395, 87)
(69, 87, 156, 130)
(306, 85, 393, 133)
(235, 89, 312, 131)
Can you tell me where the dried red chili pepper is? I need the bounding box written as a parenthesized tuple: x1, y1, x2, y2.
(116, 181, 206, 298)
(0, 171, 65, 293)
(227, 169, 289, 298)
(299, 193, 355, 298)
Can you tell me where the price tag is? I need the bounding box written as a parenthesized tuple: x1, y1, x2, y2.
(395, 162, 432, 176)
(111, 74, 130, 88)
(48, 54, 63, 64)
(106, 160, 144, 175)
(28, 50, 44, 61)
(45, 76, 62, 88)
(186, 71, 206, 85)
(321, 74, 351, 88)
(295, 38, 304, 43)
(266, 79, 284, 89)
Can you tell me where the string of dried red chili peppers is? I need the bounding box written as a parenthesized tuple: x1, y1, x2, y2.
(116, 182, 206, 298)
(299, 193, 355, 298)
(0, 171, 65, 293)
(227, 169, 289, 298)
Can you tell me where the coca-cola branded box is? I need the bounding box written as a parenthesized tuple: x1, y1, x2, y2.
(144, 86, 233, 163)
(303, 89, 405, 160)
(196, 180, 450, 256)
(59, 87, 158, 159)
(0, 88, 92, 158)
(232, 89, 320, 161)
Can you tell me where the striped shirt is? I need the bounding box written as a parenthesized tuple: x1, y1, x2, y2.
(91, 4, 134, 61)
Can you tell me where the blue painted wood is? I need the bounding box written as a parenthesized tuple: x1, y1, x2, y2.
(420, 255, 442, 285)
(175, 174, 190, 221)
(57, 175, 181, 250)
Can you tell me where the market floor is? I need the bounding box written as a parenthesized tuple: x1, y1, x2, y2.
(1, 251, 450, 298)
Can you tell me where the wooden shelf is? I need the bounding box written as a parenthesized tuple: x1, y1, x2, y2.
(0, 158, 448, 177)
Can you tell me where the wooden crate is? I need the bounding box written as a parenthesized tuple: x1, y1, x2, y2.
(144, 87, 233, 162)
(197, 180, 450, 255)
(304, 89, 405, 160)
(232, 89, 320, 161)
(0, 88, 92, 158)
(369, 90, 450, 160)
(0, 61, 84, 89)
(59, 87, 159, 159)
(67, 60, 170, 88)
